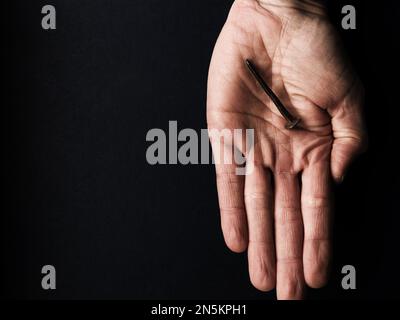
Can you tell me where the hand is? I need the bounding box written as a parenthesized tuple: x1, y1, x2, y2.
(207, 0, 367, 299)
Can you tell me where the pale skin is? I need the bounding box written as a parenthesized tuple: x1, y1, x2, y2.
(207, 0, 367, 299)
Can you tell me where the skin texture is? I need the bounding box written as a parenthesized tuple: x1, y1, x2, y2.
(207, 0, 367, 299)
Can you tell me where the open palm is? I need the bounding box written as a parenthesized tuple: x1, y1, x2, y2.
(207, 0, 366, 299)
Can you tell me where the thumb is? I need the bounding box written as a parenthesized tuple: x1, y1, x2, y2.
(331, 137, 366, 183)
(329, 81, 367, 183)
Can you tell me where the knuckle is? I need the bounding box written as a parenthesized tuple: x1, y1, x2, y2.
(220, 207, 245, 216)
(275, 206, 302, 224)
(303, 195, 330, 209)
(216, 171, 239, 186)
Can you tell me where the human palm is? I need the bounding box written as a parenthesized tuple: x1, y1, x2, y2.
(207, 0, 366, 299)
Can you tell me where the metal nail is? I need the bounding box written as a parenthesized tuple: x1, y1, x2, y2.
(245, 59, 301, 129)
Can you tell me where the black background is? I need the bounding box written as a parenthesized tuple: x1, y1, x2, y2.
(3, 0, 400, 300)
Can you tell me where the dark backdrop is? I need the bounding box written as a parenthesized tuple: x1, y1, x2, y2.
(3, 0, 400, 299)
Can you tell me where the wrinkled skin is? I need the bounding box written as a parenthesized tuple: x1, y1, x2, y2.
(207, 0, 367, 299)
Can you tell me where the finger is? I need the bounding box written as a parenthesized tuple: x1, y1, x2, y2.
(245, 165, 276, 291)
(301, 162, 332, 288)
(214, 157, 248, 253)
(275, 172, 305, 300)
(328, 80, 367, 183)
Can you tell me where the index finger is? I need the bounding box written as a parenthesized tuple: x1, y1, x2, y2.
(301, 161, 332, 288)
